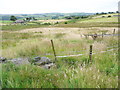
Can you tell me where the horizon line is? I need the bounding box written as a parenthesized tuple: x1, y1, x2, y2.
(0, 11, 117, 15)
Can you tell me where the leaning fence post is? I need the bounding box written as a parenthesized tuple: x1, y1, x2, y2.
(89, 45, 93, 63)
(51, 40, 57, 62)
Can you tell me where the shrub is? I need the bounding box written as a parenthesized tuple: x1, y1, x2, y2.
(43, 23, 51, 25)
(64, 22, 68, 24)
(108, 15, 111, 17)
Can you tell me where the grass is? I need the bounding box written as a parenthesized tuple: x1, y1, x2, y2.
(2, 54, 118, 88)
(54, 33, 66, 38)
(2, 24, 50, 31)
(55, 16, 118, 28)
(55, 22, 118, 28)
(2, 32, 43, 49)
(2, 26, 118, 58)
(78, 17, 118, 23)
(1, 16, 118, 31)
(0, 20, 13, 24)
(1, 28, 118, 88)
(0, 64, 2, 89)
(1, 14, 119, 88)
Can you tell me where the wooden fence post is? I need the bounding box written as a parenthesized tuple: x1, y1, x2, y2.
(89, 45, 93, 63)
(51, 40, 57, 62)
(113, 29, 116, 35)
(85, 35, 88, 39)
(102, 32, 104, 38)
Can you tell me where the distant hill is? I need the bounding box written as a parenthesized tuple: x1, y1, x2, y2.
(0, 13, 95, 20)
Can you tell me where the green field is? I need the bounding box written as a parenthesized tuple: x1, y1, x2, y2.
(78, 17, 117, 23)
(1, 13, 118, 88)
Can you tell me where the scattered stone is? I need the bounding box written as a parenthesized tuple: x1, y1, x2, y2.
(28, 56, 41, 63)
(32, 56, 55, 69)
(0, 57, 7, 63)
(41, 63, 55, 69)
(8, 58, 30, 65)
(34, 56, 41, 62)
(34, 57, 51, 65)
(0, 56, 55, 69)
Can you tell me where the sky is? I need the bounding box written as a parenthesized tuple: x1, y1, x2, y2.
(0, 0, 119, 14)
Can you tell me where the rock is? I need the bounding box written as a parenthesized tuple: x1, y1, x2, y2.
(28, 56, 41, 63)
(34, 57, 51, 65)
(41, 63, 55, 69)
(8, 58, 30, 65)
(34, 56, 41, 62)
(0, 57, 7, 63)
(31, 56, 55, 69)
(0, 56, 55, 69)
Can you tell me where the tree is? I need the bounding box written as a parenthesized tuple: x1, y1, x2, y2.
(52, 16, 59, 19)
(116, 11, 119, 13)
(10, 16, 17, 21)
(26, 17, 32, 21)
(108, 15, 111, 17)
(64, 22, 68, 24)
(108, 12, 114, 14)
(74, 16, 80, 19)
(64, 16, 72, 19)
(100, 12, 107, 14)
(96, 13, 99, 15)
(33, 17, 37, 20)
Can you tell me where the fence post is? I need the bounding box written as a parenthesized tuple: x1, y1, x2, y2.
(102, 32, 104, 38)
(85, 35, 88, 39)
(51, 40, 57, 62)
(89, 45, 93, 63)
(113, 29, 116, 35)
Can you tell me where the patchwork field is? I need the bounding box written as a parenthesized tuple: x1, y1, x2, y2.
(1, 13, 119, 88)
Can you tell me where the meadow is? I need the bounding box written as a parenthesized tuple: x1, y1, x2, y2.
(1, 13, 119, 88)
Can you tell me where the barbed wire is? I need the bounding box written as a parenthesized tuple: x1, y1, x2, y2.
(86, 34, 120, 36)
(55, 45, 118, 55)
(42, 45, 118, 58)
(56, 48, 118, 58)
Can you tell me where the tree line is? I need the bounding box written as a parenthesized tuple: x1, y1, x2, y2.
(10, 16, 37, 21)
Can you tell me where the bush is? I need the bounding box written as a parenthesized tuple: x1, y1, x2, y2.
(43, 23, 51, 25)
(64, 22, 68, 24)
(108, 15, 111, 17)
(55, 22, 59, 24)
(102, 16, 105, 18)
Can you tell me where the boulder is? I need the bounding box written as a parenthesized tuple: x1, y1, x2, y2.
(41, 63, 55, 69)
(0, 56, 55, 69)
(8, 58, 30, 65)
(34, 57, 51, 65)
(32, 56, 55, 69)
(28, 56, 41, 63)
(34, 56, 41, 62)
(0, 57, 7, 63)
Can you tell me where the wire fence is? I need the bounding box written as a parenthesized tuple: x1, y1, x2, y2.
(88, 34, 120, 36)
(56, 48, 118, 58)
(42, 32, 119, 59)
(41, 45, 118, 58)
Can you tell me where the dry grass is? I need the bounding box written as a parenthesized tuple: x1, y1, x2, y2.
(1, 14, 118, 88)
(1, 26, 118, 88)
(38, 19, 68, 23)
(2, 26, 118, 58)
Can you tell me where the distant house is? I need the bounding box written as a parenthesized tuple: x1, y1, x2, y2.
(14, 20, 25, 24)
